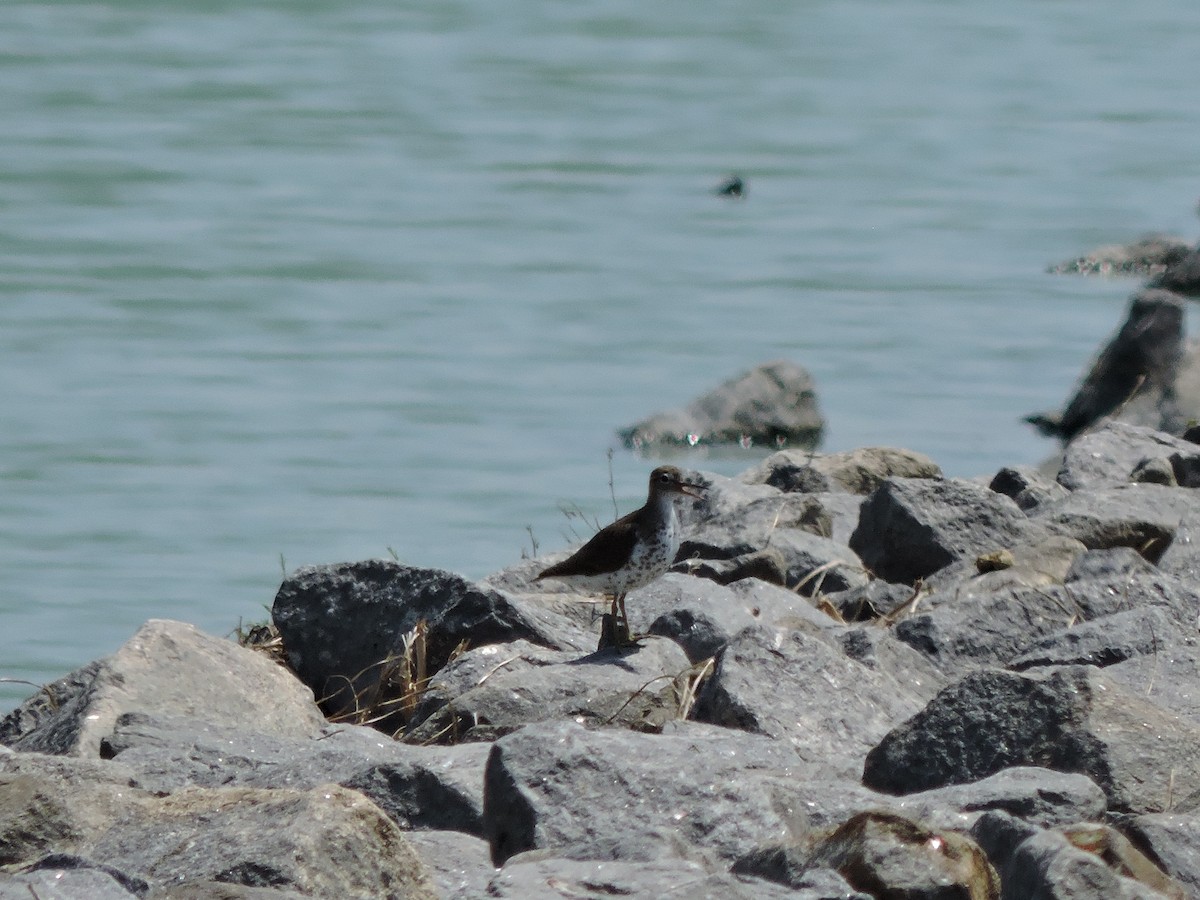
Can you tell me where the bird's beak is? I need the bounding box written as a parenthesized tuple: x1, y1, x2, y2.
(678, 482, 706, 500)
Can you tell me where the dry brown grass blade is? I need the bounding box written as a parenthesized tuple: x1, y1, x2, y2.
(676, 657, 715, 720)
(877, 578, 926, 627)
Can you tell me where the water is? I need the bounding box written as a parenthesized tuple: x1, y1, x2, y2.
(2, 0, 1199, 710)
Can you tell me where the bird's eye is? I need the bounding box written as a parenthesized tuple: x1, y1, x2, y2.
(658, 472, 670, 483)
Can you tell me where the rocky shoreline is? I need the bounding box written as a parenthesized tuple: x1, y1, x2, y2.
(6, 241, 1200, 898)
(3, 415, 1200, 898)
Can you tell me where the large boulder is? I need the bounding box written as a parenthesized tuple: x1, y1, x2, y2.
(849, 477, 1051, 584)
(271, 561, 592, 721)
(1047, 234, 1192, 277)
(619, 360, 824, 450)
(863, 666, 1200, 815)
(0, 620, 324, 757)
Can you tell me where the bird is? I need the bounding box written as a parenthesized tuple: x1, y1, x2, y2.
(714, 174, 745, 198)
(535, 466, 704, 645)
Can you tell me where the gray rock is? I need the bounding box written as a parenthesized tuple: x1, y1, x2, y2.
(989, 465, 1070, 512)
(486, 855, 805, 899)
(0, 868, 140, 900)
(85, 784, 436, 899)
(731, 847, 872, 897)
(969, 809, 1043, 877)
(825, 580, 917, 622)
(862, 666, 1200, 815)
(404, 830, 494, 900)
(1104, 641, 1200, 726)
(1056, 422, 1200, 491)
(482, 719, 873, 866)
(100, 712, 488, 834)
(1123, 813, 1200, 898)
(1158, 510, 1200, 582)
(1001, 827, 1186, 900)
(647, 575, 838, 663)
(1025, 289, 1186, 441)
(799, 811, 1000, 900)
(1008, 606, 1181, 670)
(1048, 234, 1191, 277)
(694, 624, 934, 774)
(895, 767, 1108, 831)
(741, 446, 941, 495)
(850, 477, 1051, 584)
(0, 620, 324, 757)
(619, 359, 824, 450)
(404, 639, 693, 744)
(271, 561, 591, 721)
(1035, 482, 1200, 561)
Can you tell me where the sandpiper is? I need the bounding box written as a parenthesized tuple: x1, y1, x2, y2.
(536, 465, 704, 645)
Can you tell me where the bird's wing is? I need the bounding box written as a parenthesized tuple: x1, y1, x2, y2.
(537, 513, 639, 578)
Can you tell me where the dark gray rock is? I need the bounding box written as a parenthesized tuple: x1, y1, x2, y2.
(1048, 234, 1191, 277)
(989, 465, 1070, 512)
(271, 561, 591, 721)
(1123, 813, 1200, 898)
(1158, 510, 1200, 582)
(482, 719, 874, 866)
(1001, 827, 1186, 900)
(0, 620, 324, 758)
(1025, 289, 1186, 441)
(969, 809, 1043, 877)
(99, 712, 488, 834)
(486, 855, 806, 899)
(1034, 482, 1199, 561)
(825, 580, 917, 622)
(850, 477, 1051, 584)
(619, 359, 824, 450)
(1056, 422, 1200, 492)
(694, 624, 934, 774)
(741, 446, 941, 495)
(862, 666, 1200, 815)
(403, 639, 693, 744)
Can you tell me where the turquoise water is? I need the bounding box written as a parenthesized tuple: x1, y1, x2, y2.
(2, 0, 1199, 709)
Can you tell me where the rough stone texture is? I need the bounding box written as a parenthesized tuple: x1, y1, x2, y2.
(862, 666, 1200, 815)
(802, 811, 1000, 900)
(1104, 640, 1200, 726)
(0, 620, 324, 758)
(694, 623, 937, 775)
(619, 359, 824, 450)
(893, 767, 1108, 832)
(1034, 482, 1200, 559)
(1025, 289, 1186, 441)
(486, 855, 807, 899)
(482, 719, 874, 866)
(1001, 828, 1186, 900)
(1008, 606, 1180, 670)
(86, 784, 436, 900)
(889, 561, 1183, 676)
(0, 868, 141, 900)
(850, 477, 1051, 584)
(1123, 813, 1200, 898)
(0, 753, 144, 866)
(100, 712, 488, 834)
(646, 575, 838, 662)
(272, 561, 592, 720)
(403, 638, 693, 744)
(1048, 234, 1192, 277)
(989, 465, 1070, 512)
(403, 830, 494, 899)
(741, 446, 942, 495)
(1056, 421, 1200, 492)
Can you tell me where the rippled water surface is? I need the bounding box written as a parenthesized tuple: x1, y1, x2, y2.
(3, 0, 1199, 708)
